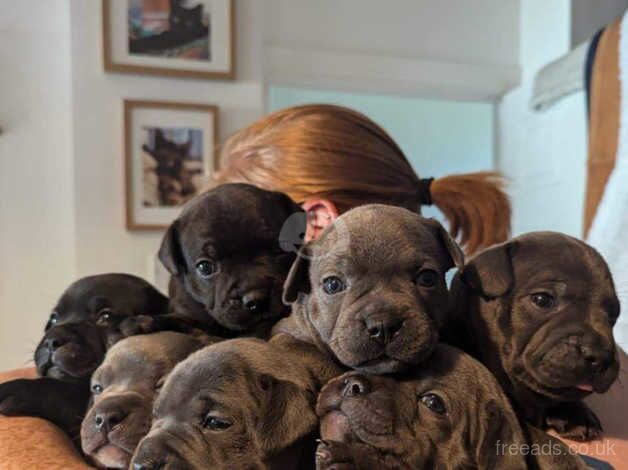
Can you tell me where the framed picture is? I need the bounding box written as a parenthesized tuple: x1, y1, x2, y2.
(124, 100, 218, 230)
(103, 0, 235, 79)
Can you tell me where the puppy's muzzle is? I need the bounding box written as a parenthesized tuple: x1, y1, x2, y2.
(364, 314, 403, 346)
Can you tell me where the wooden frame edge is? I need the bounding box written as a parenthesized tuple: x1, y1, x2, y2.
(123, 99, 220, 231)
(102, 0, 235, 80)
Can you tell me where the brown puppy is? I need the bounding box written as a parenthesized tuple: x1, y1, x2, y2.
(276, 204, 463, 375)
(81, 332, 210, 469)
(315, 344, 587, 470)
(449, 232, 620, 441)
(153, 183, 305, 338)
(130, 337, 342, 470)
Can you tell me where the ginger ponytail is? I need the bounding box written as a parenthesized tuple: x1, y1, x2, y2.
(215, 104, 511, 254)
(430, 172, 511, 254)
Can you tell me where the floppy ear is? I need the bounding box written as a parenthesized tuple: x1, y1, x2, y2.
(158, 220, 186, 276)
(461, 242, 513, 299)
(438, 223, 464, 270)
(476, 400, 528, 470)
(269, 191, 307, 254)
(282, 247, 312, 305)
(255, 375, 318, 456)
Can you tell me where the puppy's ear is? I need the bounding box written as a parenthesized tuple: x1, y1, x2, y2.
(476, 400, 528, 470)
(267, 191, 307, 253)
(282, 247, 311, 304)
(255, 374, 318, 456)
(423, 218, 464, 270)
(461, 242, 513, 298)
(158, 220, 186, 276)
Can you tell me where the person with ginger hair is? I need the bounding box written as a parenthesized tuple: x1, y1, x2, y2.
(214, 103, 510, 253)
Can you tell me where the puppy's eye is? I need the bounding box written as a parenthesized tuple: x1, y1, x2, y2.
(196, 260, 216, 278)
(96, 308, 114, 326)
(322, 276, 345, 295)
(416, 269, 438, 288)
(202, 415, 232, 430)
(420, 393, 447, 415)
(47, 312, 59, 328)
(91, 384, 103, 395)
(530, 293, 555, 309)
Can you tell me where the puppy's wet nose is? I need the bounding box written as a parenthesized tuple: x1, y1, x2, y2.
(365, 317, 403, 345)
(133, 459, 164, 470)
(343, 375, 371, 397)
(94, 409, 126, 432)
(242, 291, 269, 313)
(45, 337, 66, 351)
(580, 345, 614, 372)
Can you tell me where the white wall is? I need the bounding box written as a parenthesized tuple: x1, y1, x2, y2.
(0, 0, 76, 370)
(263, 0, 521, 101)
(498, 0, 588, 237)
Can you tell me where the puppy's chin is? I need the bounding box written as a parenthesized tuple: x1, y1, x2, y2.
(91, 444, 131, 469)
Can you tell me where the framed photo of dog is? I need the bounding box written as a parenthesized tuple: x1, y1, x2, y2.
(124, 99, 218, 230)
(103, 0, 235, 79)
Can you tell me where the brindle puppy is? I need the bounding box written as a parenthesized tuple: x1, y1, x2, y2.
(150, 183, 305, 338)
(81, 332, 210, 469)
(0, 274, 168, 443)
(275, 204, 463, 375)
(315, 344, 587, 470)
(130, 337, 342, 470)
(448, 232, 619, 441)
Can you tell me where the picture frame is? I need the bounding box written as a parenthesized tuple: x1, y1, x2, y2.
(103, 0, 235, 80)
(124, 99, 219, 230)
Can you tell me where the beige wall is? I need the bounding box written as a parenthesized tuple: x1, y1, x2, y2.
(0, 0, 76, 370)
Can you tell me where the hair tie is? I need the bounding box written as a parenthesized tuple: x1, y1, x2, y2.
(417, 178, 434, 206)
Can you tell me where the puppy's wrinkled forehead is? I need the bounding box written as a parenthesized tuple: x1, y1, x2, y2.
(513, 232, 615, 293)
(314, 204, 451, 271)
(155, 339, 303, 412)
(178, 185, 294, 257)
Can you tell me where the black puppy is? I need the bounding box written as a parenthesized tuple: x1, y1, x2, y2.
(0, 273, 168, 444)
(154, 183, 305, 338)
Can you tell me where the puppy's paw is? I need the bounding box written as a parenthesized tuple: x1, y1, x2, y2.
(546, 401, 603, 441)
(316, 440, 358, 470)
(118, 315, 157, 337)
(0, 379, 38, 417)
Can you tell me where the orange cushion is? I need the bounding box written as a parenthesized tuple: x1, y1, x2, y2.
(0, 367, 94, 469)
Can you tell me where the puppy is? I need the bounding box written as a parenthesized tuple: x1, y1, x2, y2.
(449, 232, 620, 441)
(155, 183, 305, 338)
(130, 337, 342, 470)
(315, 344, 587, 470)
(0, 273, 168, 441)
(275, 204, 463, 374)
(81, 332, 209, 469)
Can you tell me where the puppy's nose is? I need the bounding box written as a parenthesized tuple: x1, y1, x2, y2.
(580, 345, 614, 372)
(44, 337, 64, 351)
(133, 460, 164, 470)
(343, 375, 371, 397)
(242, 291, 269, 314)
(365, 317, 403, 345)
(94, 410, 126, 432)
